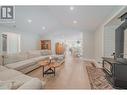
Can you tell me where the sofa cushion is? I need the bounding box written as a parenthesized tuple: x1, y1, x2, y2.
(27, 50, 42, 58)
(9, 74, 31, 83)
(4, 52, 28, 65)
(5, 59, 37, 71)
(0, 69, 22, 81)
(0, 80, 23, 89)
(7, 74, 32, 87)
(0, 74, 32, 89)
(18, 78, 43, 89)
(0, 66, 8, 72)
(32, 56, 49, 62)
(0, 80, 10, 89)
(19, 62, 40, 74)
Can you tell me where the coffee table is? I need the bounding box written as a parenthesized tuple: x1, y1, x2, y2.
(39, 60, 60, 77)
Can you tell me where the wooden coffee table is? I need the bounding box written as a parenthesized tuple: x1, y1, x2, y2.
(39, 60, 60, 77)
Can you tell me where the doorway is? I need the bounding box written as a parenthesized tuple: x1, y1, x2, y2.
(65, 40, 83, 57)
(1, 32, 21, 54)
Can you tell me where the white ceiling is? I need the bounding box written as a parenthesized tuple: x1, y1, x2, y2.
(105, 7, 127, 27)
(0, 6, 122, 35)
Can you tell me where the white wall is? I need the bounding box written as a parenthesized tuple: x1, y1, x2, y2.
(0, 26, 40, 53)
(95, 24, 127, 62)
(41, 29, 83, 54)
(41, 29, 95, 59)
(94, 25, 119, 63)
(94, 25, 104, 63)
(83, 31, 95, 59)
(104, 25, 116, 57)
(20, 32, 39, 52)
(94, 7, 126, 63)
(41, 37, 66, 54)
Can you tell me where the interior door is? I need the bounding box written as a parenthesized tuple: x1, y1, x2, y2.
(2, 34, 7, 52)
(1, 32, 21, 54)
(124, 29, 127, 58)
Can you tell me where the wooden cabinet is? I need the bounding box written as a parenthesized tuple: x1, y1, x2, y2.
(55, 42, 64, 55)
(41, 40, 51, 50)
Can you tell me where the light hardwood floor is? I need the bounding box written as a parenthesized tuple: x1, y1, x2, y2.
(27, 55, 91, 89)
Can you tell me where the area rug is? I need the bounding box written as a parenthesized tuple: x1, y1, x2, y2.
(85, 63, 113, 89)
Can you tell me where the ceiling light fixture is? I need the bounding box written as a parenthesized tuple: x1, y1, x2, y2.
(27, 19, 32, 23)
(73, 20, 77, 24)
(42, 26, 46, 30)
(62, 35, 65, 38)
(70, 6, 74, 11)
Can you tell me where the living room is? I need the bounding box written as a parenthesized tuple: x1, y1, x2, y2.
(1, 5, 127, 91)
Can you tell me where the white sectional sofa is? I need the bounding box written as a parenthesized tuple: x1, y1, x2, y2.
(2, 50, 51, 74)
(0, 50, 51, 89)
(0, 50, 65, 89)
(0, 65, 44, 89)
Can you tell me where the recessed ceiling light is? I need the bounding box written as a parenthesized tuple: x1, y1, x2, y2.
(73, 20, 77, 24)
(70, 6, 74, 11)
(62, 35, 64, 38)
(27, 19, 32, 23)
(42, 26, 46, 30)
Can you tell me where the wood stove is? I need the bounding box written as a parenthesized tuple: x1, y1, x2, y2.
(102, 57, 127, 89)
